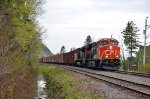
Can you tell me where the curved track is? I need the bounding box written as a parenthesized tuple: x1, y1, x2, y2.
(114, 70, 150, 78)
(59, 65, 150, 98)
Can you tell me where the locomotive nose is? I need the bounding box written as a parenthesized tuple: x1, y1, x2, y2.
(104, 50, 113, 58)
(110, 45, 112, 50)
(103, 45, 120, 59)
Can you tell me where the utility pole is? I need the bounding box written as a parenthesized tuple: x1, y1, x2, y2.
(143, 17, 149, 64)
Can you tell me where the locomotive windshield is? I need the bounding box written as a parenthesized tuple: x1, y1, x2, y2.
(110, 41, 118, 46)
(100, 41, 109, 46)
(100, 41, 118, 46)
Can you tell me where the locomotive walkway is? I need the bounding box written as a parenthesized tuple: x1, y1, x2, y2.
(58, 65, 150, 98)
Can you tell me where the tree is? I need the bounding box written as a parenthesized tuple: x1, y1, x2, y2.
(60, 46, 66, 53)
(70, 47, 75, 51)
(0, 0, 45, 98)
(121, 21, 140, 70)
(84, 35, 92, 45)
(135, 46, 150, 72)
(136, 45, 150, 64)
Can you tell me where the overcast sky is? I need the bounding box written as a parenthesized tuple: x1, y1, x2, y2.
(39, 0, 150, 54)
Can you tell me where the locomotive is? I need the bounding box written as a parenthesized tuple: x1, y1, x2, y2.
(41, 38, 121, 70)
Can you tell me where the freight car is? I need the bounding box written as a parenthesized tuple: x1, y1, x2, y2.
(41, 38, 121, 70)
(63, 50, 76, 65)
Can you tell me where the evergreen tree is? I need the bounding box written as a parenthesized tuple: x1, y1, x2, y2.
(60, 46, 66, 53)
(84, 35, 92, 45)
(121, 21, 140, 70)
(70, 47, 75, 51)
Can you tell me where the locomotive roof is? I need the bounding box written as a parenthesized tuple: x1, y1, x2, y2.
(98, 38, 119, 42)
(74, 38, 119, 52)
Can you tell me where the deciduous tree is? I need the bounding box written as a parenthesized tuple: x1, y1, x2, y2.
(0, 0, 45, 98)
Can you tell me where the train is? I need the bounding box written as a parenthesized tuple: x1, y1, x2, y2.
(40, 38, 121, 70)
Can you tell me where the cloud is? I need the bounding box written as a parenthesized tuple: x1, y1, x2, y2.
(39, 0, 150, 54)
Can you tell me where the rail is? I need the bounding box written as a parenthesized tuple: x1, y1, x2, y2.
(59, 65, 150, 98)
(114, 70, 150, 78)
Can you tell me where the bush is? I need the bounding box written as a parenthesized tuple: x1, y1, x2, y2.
(139, 64, 150, 73)
(38, 66, 77, 98)
(0, 67, 37, 99)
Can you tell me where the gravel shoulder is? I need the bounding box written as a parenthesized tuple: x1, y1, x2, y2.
(70, 70, 141, 99)
(56, 65, 150, 99)
(68, 66, 150, 86)
(95, 71, 150, 86)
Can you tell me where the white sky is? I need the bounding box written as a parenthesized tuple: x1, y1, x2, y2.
(38, 0, 150, 54)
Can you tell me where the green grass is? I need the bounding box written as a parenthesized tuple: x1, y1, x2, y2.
(139, 64, 150, 72)
(38, 64, 101, 99)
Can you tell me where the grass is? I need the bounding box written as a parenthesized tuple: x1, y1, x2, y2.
(139, 64, 150, 72)
(38, 64, 101, 99)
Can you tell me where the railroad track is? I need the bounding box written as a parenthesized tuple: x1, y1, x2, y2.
(60, 65, 150, 98)
(114, 70, 150, 78)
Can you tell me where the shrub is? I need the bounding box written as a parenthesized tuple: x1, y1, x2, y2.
(38, 66, 77, 98)
(139, 64, 150, 73)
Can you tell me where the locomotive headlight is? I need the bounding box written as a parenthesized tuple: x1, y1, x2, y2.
(110, 46, 112, 49)
(116, 55, 118, 58)
(106, 55, 108, 58)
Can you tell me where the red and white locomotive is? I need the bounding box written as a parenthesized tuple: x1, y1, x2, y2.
(41, 38, 121, 70)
